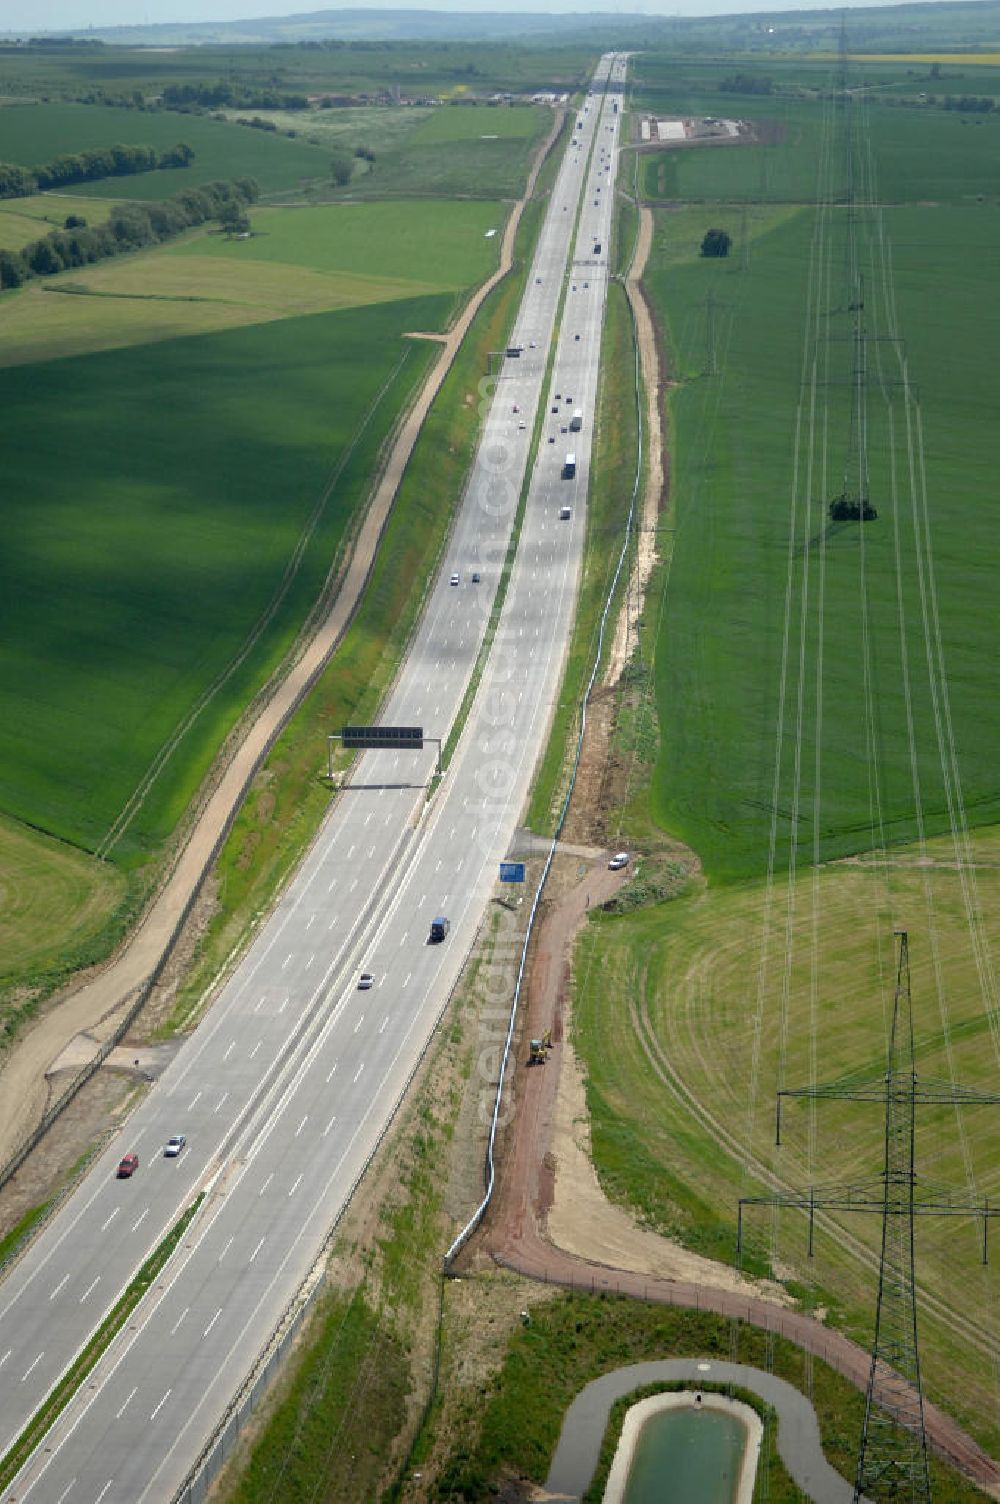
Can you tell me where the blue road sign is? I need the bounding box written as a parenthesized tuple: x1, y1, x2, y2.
(499, 862, 526, 883)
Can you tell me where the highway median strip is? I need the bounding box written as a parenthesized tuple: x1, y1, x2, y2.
(0, 1193, 205, 1495)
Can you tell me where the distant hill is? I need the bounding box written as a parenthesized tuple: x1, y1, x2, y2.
(6, 0, 1000, 52)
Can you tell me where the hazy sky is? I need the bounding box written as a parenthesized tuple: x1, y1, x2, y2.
(5, 0, 894, 36)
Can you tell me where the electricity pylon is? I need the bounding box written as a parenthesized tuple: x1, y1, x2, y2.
(738, 932, 1000, 1501)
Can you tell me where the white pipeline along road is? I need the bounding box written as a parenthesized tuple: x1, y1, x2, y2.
(0, 55, 627, 1504)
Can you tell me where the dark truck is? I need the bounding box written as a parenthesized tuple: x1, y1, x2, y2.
(429, 916, 450, 943)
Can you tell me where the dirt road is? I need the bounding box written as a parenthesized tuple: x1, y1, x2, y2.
(0, 110, 565, 1178)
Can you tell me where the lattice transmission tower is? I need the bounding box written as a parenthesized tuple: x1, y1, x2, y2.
(739, 932, 1000, 1501)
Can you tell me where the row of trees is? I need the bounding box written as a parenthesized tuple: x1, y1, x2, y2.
(719, 72, 774, 95)
(942, 95, 995, 113)
(0, 177, 258, 290)
(0, 142, 195, 201)
(161, 81, 308, 113)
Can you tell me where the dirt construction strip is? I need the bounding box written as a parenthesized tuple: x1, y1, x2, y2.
(604, 204, 664, 687)
(0, 110, 565, 1177)
(458, 860, 1000, 1498)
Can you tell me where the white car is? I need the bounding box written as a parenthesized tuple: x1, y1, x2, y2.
(164, 1134, 186, 1158)
(608, 852, 630, 871)
(450, 573, 459, 586)
(358, 972, 375, 990)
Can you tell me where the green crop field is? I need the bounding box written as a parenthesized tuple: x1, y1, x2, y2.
(321, 102, 554, 201)
(170, 198, 503, 290)
(407, 102, 547, 143)
(0, 296, 446, 864)
(0, 194, 118, 253)
(0, 102, 331, 199)
(0, 41, 594, 105)
(0, 812, 125, 992)
(0, 199, 502, 367)
(642, 196, 1000, 881)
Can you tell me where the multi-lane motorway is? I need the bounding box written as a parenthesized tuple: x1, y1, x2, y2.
(1, 53, 627, 1503)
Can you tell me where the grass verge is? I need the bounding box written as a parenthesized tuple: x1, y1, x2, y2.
(0, 1193, 204, 1495)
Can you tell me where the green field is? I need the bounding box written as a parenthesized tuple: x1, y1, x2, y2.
(0, 41, 594, 105)
(0, 813, 126, 1004)
(322, 101, 553, 201)
(170, 198, 502, 289)
(0, 193, 116, 252)
(0, 297, 445, 863)
(639, 94, 1000, 207)
(0, 102, 331, 199)
(0, 199, 503, 367)
(642, 194, 1000, 880)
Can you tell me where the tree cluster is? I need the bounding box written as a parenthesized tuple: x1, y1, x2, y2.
(0, 142, 195, 202)
(330, 148, 354, 186)
(700, 227, 732, 258)
(161, 81, 308, 113)
(0, 176, 258, 291)
(942, 95, 994, 113)
(719, 72, 773, 95)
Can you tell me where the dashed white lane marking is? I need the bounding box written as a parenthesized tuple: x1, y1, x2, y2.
(203, 1309, 222, 1337)
(150, 1387, 172, 1421)
(0, 1349, 10, 1369)
(214, 1091, 229, 1114)
(116, 1386, 137, 1419)
(353, 1015, 364, 1034)
(218, 1236, 234, 1263)
(379, 1017, 388, 1035)
(131, 1209, 148, 1233)
(55, 1481, 76, 1504)
(295, 1115, 308, 1137)
(353, 1064, 365, 1084)
(288, 1174, 303, 1197)
(306, 912, 316, 929)
(250, 1041, 262, 1059)
(49, 1274, 69, 1302)
(249, 1236, 266, 1264)
(79, 1277, 100, 1303)
(170, 1307, 188, 1335)
(322, 1115, 337, 1138)
(101, 1208, 119, 1233)
(94, 1481, 114, 1504)
(402, 973, 411, 989)
(21, 1352, 44, 1382)
(325, 1062, 337, 1084)
(188, 1091, 202, 1111)
(282, 953, 293, 971)
(223, 1041, 235, 1062)
(258, 1173, 273, 1197)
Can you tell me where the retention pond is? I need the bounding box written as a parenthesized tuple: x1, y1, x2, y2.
(603, 1391, 762, 1504)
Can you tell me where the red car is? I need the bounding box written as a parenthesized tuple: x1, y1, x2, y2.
(117, 1153, 139, 1178)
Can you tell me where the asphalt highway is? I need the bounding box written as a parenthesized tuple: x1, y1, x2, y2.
(1, 53, 627, 1504)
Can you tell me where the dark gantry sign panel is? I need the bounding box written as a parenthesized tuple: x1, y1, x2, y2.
(342, 725, 424, 751)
